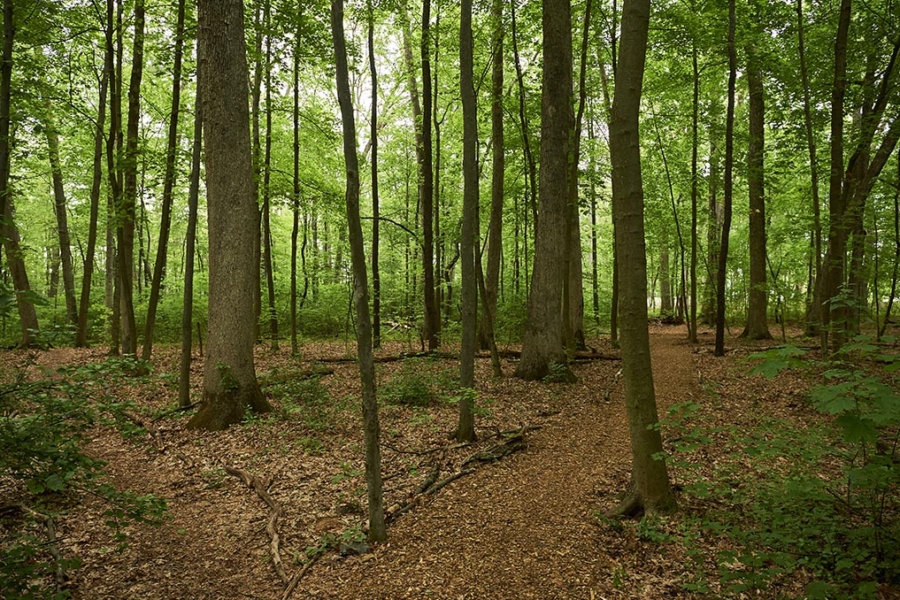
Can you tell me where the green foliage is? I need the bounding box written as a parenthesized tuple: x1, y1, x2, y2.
(661, 339, 900, 597)
(0, 364, 166, 599)
(379, 359, 438, 407)
(261, 371, 333, 431)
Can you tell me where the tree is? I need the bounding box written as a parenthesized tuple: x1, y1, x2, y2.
(188, 0, 272, 431)
(0, 0, 39, 348)
(515, 0, 575, 382)
(330, 0, 387, 542)
(142, 0, 186, 361)
(741, 29, 772, 341)
(608, 0, 676, 516)
(457, 0, 478, 442)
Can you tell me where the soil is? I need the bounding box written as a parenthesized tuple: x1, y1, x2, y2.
(0, 325, 847, 598)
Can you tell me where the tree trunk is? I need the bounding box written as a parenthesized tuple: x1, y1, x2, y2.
(457, 0, 478, 441)
(105, 0, 122, 355)
(880, 153, 900, 338)
(291, 15, 303, 356)
(515, 0, 574, 382)
(714, 0, 737, 357)
(330, 0, 387, 542)
(142, 0, 185, 361)
(368, 0, 381, 350)
(0, 0, 38, 347)
(40, 97, 78, 325)
(510, 0, 538, 230)
(608, 0, 675, 516)
(118, 0, 143, 356)
(420, 0, 439, 351)
(741, 43, 772, 340)
(179, 70, 202, 409)
(262, 0, 278, 350)
(478, 0, 504, 352)
(689, 36, 699, 343)
(251, 3, 263, 342)
(189, 0, 272, 431)
(76, 62, 108, 347)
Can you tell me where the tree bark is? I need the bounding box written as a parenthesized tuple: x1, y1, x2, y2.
(330, 0, 387, 542)
(458, 0, 478, 441)
(479, 0, 504, 352)
(420, 0, 439, 351)
(515, 0, 575, 382)
(142, 0, 185, 361)
(291, 14, 303, 356)
(368, 0, 381, 350)
(189, 0, 272, 431)
(179, 71, 202, 409)
(118, 0, 144, 356)
(741, 42, 772, 340)
(0, 0, 38, 347)
(608, 0, 675, 516)
(714, 0, 737, 357)
(262, 0, 278, 350)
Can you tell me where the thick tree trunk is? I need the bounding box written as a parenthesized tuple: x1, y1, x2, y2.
(142, 0, 185, 361)
(189, 0, 272, 431)
(458, 0, 478, 441)
(608, 0, 675, 516)
(179, 74, 202, 408)
(515, 0, 574, 382)
(742, 46, 772, 340)
(331, 0, 387, 542)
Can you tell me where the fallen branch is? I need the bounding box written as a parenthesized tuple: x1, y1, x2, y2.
(20, 505, 64, 584)
(383, 441, 471, 456)
(151, 401, 201, 422)
(281, 554, 320, 600)
(224, 466, 289, 585)
(462, 433, 527, 466)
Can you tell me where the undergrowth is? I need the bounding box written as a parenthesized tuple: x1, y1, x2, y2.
(632, 334, 900, 598)
(0, 355, 166, 599)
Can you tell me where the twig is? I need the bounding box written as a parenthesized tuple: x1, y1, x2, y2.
(151, 401, 201, 422)
(224, 466, 289, 585)
(383, 441, 471, 456)
(280, 554, 320, 600)
(20, 505, 64, 584)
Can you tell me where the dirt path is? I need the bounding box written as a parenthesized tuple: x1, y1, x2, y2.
(300, 326, 698, 599)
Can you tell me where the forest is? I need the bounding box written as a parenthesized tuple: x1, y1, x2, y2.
(1, 0, 899, 597)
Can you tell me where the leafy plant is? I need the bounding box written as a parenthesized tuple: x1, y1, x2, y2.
(380, 359, 436, 407)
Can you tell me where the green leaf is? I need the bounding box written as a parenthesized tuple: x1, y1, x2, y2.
(44, 473, 65, 492)
(835, 414, 877, 444)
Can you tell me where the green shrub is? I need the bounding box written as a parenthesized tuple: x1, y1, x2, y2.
(262, 371, 333, 430)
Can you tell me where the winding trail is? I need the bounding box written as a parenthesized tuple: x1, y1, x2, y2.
(301, 326, 699, 599)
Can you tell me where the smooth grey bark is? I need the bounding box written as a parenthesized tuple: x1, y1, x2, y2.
(515, 0, 575, 382)
(457, 0, 477, 441)
(330, 0, 387, 542)
(142, 0, 186, 361)
(189, 0, 272, 430)
(608, 0, 675, 516)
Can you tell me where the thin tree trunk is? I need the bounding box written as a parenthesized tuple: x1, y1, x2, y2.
(291, 15, 303, 356)
(369, 0, 381, 350)
(105, 0, 122, 355)
(458, 0, 478, 441)
(421, 0, 439, 351)
(714, 0, 736, 357)
(251, 3, 263, 341)
(262, 0, 278, 350)
(118, 0, 144, 356)
(880, 153, 900, 338)
(689, 36, 699, 342)
(142, 0, 185, 360)
(179, 70, 202, 408)
(40, 96, 78, 325)
(510, 0, 538, 230)
(330, 0, 387, 542)
(76, 64, 108, 347)
(479, 0, 504, 352)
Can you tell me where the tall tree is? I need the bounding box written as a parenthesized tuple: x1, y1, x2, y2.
(479, 0, 504, 352)
(189, 0, 272, 430)
(368, 0, 381, 350)
(741, 36, 772, 340)
(0, 0, 38, 347)
(179, 74, 202, 409)
(714, 0, 737, 357)
(608, 0, 675, 516)
(76, 62, 108, 347)
(142, 0, 186, 361)
(261, 0, 278, 350)
(421, 0, 439, 351)
(330, 0, 387, 542)
(290, 12, 303, 356)
(457, 0, 478, 441)
(515, 0, 575, 382)
(117, 0, 144, 356)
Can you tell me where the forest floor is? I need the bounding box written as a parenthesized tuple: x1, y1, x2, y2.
(1, 324, 893, 599)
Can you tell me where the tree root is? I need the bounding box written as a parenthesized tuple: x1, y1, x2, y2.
(224, 466, 289, 585)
